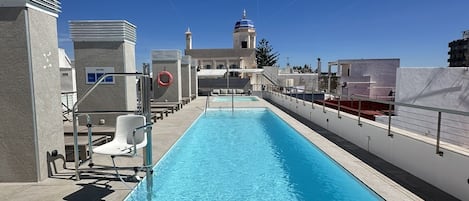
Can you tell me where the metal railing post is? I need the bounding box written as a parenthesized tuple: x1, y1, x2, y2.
(231, 88, 234, 113)
(337, 95, 342, 118)
(295, 88, 299, 103)
(86, 114, 93, 165)
(358, 99, 362, 126)
(142, 64, 153, 201)
(436, 112, 444, 156)
(311, 92, 315, 109)
(303, 89, 306, 105)
(323, 98, 326, 113)
(387, 102, 393, 137)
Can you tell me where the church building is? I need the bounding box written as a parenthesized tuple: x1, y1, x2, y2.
(185, 10, 260, 79)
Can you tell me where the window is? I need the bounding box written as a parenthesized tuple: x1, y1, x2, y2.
(241, 41, 248, 48)
(217, 64, 225, 69)
(341, 64, 351, 77)
(205, 64, 211, 69)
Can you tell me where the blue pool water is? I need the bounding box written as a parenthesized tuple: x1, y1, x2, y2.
(125, 108, 382, 201)
(212, 96, 258, 102)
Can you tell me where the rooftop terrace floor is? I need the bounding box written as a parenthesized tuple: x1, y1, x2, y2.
(0, 96, 457, 200)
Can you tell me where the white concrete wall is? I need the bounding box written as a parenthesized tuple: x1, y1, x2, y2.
(181, 56, 192, 99)
(264, 91, 469, 201)
(338, 59, 399, 99)
(392, 67, 469, 148)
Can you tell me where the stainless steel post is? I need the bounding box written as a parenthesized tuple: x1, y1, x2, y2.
(337, 95, 341, 118)
(358, 99, 362, 126)
(436, 112, 444, 156)
(86, 114, 93, 165)
(142, 64, 153, 201)
(72, 111, 80, 180)
(387, 103, 393, 137)
(231, 87, 234, 113)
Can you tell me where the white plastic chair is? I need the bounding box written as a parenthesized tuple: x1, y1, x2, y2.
(93, 114, 150, 156)
(93, 114, 152, 184)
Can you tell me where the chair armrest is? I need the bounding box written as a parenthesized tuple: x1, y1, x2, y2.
(130, 123, 153, 156)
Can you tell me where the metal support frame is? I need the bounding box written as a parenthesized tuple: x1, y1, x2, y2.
(141, 64, 153, 201)
(86, 115, 93, 165)
(72, 72, 149, 181)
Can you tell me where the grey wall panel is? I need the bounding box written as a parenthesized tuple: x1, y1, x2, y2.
(28, 8, 64, 181)
(0, 8, 37, 182)
(74, 41, 127, 126)
(0, 7, 64, 182)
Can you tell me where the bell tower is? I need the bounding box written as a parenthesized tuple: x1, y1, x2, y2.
(233, 9, 256, 49)
(185, 27, 192, 50)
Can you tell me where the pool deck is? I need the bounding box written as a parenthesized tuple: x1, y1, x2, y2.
(0, 96, 455, 200)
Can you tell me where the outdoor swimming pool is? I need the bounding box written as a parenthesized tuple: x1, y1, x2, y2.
(211, 96, 258, 102)
(125, 108, 382, 200)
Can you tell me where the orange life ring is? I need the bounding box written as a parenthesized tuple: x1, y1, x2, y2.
(157, 71, 173, 87)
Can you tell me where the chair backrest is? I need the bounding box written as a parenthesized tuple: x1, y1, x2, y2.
(114, 114, 147, 146)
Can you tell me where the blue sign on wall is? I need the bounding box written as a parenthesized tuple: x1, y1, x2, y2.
(85, 67, 115, 84)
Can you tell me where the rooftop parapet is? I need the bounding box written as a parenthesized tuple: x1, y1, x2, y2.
(152, 50, 182, 61)
(69, 20, 136, 43)
(182, 55, 192, 65)
(0, 0, 61, 14)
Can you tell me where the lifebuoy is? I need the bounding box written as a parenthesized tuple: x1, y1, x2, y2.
(157, 71, 173, 87)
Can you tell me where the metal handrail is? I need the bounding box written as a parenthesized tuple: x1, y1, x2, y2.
(72, 73, 146, 180)
(231, 88, 234, 113)
(264, 88, 469, 156)
(205, 89, 211, 115)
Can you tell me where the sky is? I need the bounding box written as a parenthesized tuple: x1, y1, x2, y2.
(57, 0, 469, 70)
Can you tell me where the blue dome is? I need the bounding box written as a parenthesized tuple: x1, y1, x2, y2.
(234, 19, 255, 30)
(234, 10, 255, 30)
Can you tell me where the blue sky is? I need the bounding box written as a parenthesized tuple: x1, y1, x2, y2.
(58, 0, 469, 70)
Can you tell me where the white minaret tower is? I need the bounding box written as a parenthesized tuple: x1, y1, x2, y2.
(233, 9, 256, 49)
(185, 27, 192, 50)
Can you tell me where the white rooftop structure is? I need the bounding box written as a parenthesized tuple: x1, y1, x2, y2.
(69, 20, 136, 43)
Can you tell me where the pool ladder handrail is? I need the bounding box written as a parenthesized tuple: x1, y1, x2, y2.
(205, 89, 211, 115)
(231, 88, 234, 113)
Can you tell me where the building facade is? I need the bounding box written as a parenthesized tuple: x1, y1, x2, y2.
(448, 30, 469, 67)
(331, 59, 399, 100)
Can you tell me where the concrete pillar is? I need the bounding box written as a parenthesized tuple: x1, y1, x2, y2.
(152, 50, 182, 102)
(0, 1, 64, 182)
(70, 20, 137, 126)
(191, 59, 199, 98)
(181, 56, 192, 100)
